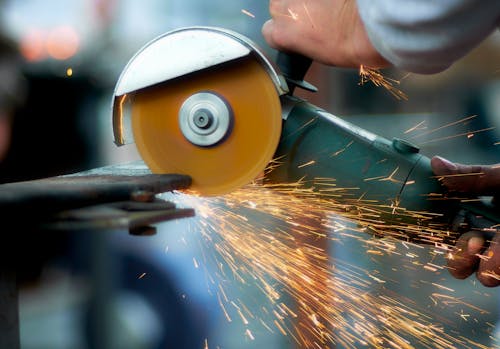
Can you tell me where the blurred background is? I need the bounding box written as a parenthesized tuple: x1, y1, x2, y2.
(0, 0, 498, 348)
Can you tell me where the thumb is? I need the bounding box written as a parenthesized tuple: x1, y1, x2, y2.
(431, 156, 500, 194)
(261, 19, 277, 48)
(431, 156, 458, 176)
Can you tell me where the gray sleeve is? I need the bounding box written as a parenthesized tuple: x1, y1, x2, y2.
(356, 0, 500, 74)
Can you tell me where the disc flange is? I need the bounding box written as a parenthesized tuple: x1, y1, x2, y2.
(178, 92, 233, 147)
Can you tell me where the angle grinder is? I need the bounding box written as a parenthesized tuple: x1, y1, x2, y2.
(112, 27, 499, 228)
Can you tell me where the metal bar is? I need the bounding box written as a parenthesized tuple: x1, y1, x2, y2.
(0, 162, 191, 218)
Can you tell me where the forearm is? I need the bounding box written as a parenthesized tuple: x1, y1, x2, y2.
(356, 0, 500, 73)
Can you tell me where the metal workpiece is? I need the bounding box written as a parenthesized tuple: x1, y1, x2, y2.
(0, 161, 194, 232)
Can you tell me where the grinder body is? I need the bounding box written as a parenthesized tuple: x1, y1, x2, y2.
(269, 96, 500, 226)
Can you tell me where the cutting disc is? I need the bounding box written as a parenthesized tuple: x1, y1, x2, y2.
(131, 56, 282, 196)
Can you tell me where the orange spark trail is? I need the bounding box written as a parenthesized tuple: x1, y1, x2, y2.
(287, 8, 299, 20)
(303, 4, 315, 28)
(241, 9, 255, 18)
(418, 127, 495, 145)
(410, 115, 477, 140)
(404, 120, 427, 134)
(160, 179, 496, 348)
(359, 65, 408, 100)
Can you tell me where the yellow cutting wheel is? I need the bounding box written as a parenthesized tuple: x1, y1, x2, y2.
(131, 56, 282, 196)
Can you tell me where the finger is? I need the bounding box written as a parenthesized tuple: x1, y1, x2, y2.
(447, 231, 485, 279)
(261, 19, 278, 48)
(261, 17, 298, 53)
(431, 156, 470, 192)
(476, 232, 500, 287)
(431, 156, 457, 176)
(431, 156, 500, 194)
(268, 0, 286, 17)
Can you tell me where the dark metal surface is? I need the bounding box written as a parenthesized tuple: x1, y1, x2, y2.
(0, 161, 194, 349)
(1, 162, 191, 214)
(46, 200, 194, 233)
(0, 161, 194, 231)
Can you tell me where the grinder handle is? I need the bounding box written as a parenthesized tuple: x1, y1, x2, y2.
(276, 52, 318, 94)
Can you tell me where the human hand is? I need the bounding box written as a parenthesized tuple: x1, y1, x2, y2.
(261, 0, 388, 68)
(431, 156, 500, 287)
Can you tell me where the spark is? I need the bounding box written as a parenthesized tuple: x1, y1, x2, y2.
(359, 65, 408, 100)
(218, 292, 232, 322)
(159, 175, 496, 348)
(138, 272, 146, 279)
(410, 115, 477, 140)
(418, 127, 495, 145)
(331, 140, 354, 157)
(298, 160, 316, 168)
(460, 198, 484, 203)
(479, 270, 500, 281)
(66, 67, 73, 76)
(431, 283, 455, 292)
(404, 120, 427, 134)
(379, 167, 403, 184)
(458, 310, 471, 321)
(429, 293, 489, 314)
(241, 9, 255, 18)
(274, 319, 288, 335)
(238, 308, 249, 325)
(475, 254, 490, 263)
(424, 264, 438, 272)
(434, 172, 484, 179)
(303, 4, 315, 28)
(368, 273, 386, 283)
(287, 8, 299, 20)
(245, 329, 255, 340)
(115, 94, 128, 145)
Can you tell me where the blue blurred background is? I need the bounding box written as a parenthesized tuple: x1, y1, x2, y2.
(0, 0, 498, 348)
